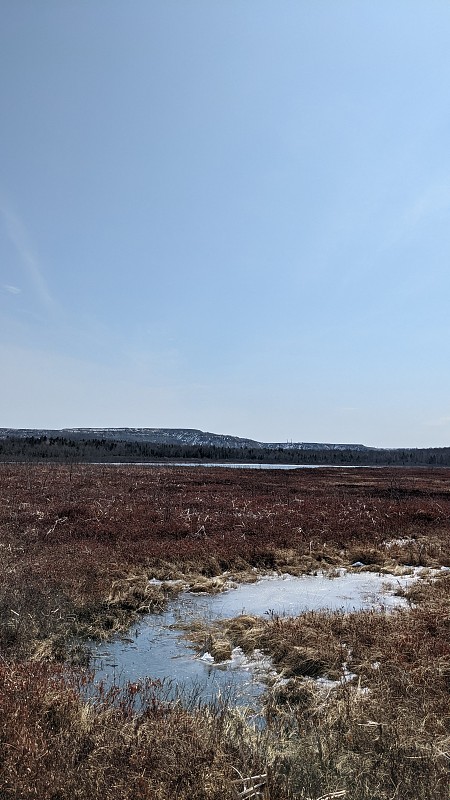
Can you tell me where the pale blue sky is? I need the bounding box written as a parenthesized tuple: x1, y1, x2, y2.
(1, 1, 450, 447)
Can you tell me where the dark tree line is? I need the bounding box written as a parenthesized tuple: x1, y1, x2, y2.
(1, 435, 450, 466)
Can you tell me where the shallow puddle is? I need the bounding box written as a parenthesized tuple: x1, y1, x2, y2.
(91, 569, 423, 705)
(93, 596, 271, 707)
(193, 570, 412, 618)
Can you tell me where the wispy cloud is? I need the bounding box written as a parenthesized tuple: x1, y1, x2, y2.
(2, 284, 21, 294)
(0, 194, 56, 311)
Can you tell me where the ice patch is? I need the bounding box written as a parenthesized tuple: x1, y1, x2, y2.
(200, 652, 215, 664)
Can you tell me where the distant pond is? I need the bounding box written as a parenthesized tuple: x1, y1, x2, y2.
(102, 461, 368, 469)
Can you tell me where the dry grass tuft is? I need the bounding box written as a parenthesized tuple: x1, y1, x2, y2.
(107, 573, 167, 612)
(188, 576, 229, 594)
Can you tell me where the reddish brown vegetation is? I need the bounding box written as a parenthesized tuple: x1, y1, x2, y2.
(1, 464, 449, 799)
(0, 661, 258, 800)
(2, 463, 449, 594)
(1, 463, 449, 655)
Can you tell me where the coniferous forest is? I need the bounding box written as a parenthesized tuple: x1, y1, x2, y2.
(1, 433, 450, 466)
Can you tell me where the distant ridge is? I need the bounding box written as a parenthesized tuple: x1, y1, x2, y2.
(0, 426, 372, 451)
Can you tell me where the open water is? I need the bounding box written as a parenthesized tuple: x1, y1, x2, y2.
(91, 570, 420, 705)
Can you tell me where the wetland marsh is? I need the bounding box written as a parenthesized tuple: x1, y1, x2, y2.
(1, 464, 449, 799)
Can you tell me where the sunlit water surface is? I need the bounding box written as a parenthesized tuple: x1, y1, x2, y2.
(92, 570, 423, 706)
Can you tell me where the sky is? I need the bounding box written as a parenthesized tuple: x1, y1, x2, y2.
(1, 1, 450, 448)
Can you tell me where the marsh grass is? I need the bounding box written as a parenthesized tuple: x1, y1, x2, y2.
(1, 465, 449, 798)
(0, 661, 267, 800)
(182, 574, 450, 798)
